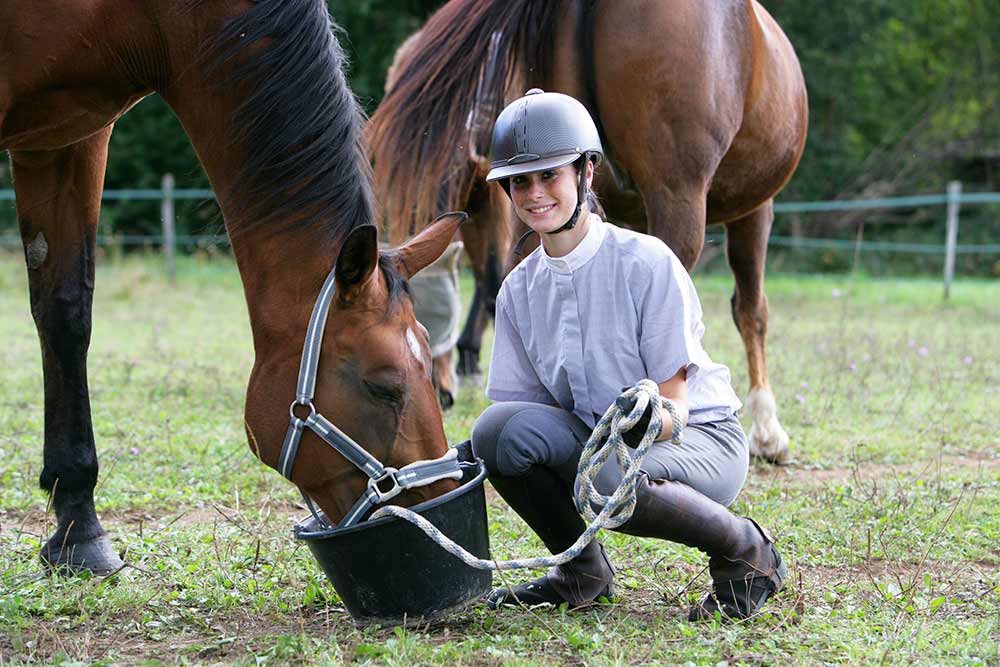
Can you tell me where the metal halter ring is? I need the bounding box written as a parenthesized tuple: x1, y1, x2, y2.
(289, 398, 317, 423)
(368, 468, 402, 503)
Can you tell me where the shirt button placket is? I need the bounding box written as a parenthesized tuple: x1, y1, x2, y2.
(557, 272, 590, 424)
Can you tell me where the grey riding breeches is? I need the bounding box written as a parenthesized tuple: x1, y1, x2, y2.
(471, 402, 750, 507)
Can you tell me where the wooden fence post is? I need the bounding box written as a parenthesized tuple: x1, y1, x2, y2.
(162, 173, 176, 284)
(943, 180, 961, 299)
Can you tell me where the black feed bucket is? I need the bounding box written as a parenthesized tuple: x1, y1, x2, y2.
(294, 460, 492, 626)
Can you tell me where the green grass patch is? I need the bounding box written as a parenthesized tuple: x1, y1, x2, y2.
(1, 252, 998, 665)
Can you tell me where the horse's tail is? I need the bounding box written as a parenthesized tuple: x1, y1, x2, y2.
(579, 0, 603, 148)
(366, 0, 566, 243)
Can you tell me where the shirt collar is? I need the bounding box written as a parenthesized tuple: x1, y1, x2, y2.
(541, 214, 607, 274)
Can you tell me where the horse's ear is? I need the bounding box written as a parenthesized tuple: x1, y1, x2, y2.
(388, 212, 466, 280)
(335, 225, 379, 293)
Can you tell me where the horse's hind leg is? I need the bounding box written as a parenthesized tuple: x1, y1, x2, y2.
(10, 126, 123, 574)
(724, 201, 790, 465)
(455, 286, 487, 377)
(455, 185, 511, 377)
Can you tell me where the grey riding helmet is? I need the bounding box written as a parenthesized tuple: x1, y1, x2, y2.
(487, 89, 603, 232)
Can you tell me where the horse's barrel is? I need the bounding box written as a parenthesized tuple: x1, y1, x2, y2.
(294, 459, 492, 626)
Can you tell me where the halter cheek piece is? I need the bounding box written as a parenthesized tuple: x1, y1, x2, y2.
(277, 265, 463, 529)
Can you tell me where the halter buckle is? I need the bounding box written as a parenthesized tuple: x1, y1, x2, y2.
(368, 468, 402, 504)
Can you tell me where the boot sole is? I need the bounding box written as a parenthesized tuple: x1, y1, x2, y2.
(688, 545, 787, 622)
(488, 581, 615, 610)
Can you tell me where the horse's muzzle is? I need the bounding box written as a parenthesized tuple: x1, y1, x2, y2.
(293, 458, 492, 627)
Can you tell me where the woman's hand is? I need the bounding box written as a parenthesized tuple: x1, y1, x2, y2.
(620, 371, 690, 446)
(656, 367, 690, 442)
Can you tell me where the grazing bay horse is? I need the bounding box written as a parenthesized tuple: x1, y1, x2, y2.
(2, 0, 459, 575)
(366, 0, 808, 464)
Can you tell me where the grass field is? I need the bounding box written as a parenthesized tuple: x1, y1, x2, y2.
(1, 251, 998, 666)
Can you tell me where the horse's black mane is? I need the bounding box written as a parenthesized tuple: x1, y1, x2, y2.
(193, 0, 373, 242)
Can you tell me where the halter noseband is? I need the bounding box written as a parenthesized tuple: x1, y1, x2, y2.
(277, 264, 463, 529)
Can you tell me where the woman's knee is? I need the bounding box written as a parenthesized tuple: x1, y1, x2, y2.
(472, 404, 578, 478)
(471, 403, 512, 474)
(472, 403, 542, 476)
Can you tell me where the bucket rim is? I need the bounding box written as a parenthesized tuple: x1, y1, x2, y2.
(294, 459, 487, 540)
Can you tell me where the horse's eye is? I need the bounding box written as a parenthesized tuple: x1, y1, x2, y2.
(363, 379, 403, 405)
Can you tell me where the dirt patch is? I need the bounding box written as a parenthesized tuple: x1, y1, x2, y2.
(0, 499, 308, 541)
(750, 453, 1000, 489)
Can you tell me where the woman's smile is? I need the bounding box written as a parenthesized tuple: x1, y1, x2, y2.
(510, 164, 581, 233)
(525, 203, 556, 215)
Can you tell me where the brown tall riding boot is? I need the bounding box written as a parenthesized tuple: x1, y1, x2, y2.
(619, 474, 786, 620)
(487, 466, 614, 608)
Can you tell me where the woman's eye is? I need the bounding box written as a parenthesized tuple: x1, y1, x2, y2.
(542, 171, 556, 179)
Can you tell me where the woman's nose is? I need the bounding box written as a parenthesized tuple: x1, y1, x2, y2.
(525, 178, 544, 198)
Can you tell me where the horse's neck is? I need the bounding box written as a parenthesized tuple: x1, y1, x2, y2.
(165, 91, 335, 352)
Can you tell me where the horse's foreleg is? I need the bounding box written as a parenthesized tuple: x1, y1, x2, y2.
(724, 201, 789, 465)
(455, 223, 507, 377)
(10, 126, 123, 574)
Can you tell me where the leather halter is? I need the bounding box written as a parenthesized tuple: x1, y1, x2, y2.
(277, 263, 463, 529)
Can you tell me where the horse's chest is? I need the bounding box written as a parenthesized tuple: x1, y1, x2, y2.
(0, 86, 142, 151)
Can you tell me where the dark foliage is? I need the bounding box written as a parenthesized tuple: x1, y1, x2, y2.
(1, 0, 997, 274)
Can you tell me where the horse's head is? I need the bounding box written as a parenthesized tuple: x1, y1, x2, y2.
(245, 214, 464, 524)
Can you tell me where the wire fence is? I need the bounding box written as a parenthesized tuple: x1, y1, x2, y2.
(2, 178, 998, 294)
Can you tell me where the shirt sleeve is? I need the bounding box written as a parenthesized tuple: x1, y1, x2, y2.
(636, 252, 708, 383)
(485, 288, 555, 404)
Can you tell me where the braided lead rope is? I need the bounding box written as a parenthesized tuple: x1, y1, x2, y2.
(370, 380, 682, 571)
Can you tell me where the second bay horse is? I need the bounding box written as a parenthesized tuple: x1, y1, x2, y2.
(367, 0, 809, 464)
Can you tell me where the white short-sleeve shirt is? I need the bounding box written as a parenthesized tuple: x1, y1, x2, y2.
(486, 215, 741, 428)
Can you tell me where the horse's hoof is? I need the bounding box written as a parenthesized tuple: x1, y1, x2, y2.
(456, 363, 479, 377)
(456, 349, 480, 377)
(749, 426, 792, 465)
(746, 388, 792, 465)
(40, 535, 124, 576)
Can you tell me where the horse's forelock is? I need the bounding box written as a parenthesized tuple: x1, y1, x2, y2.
(378, 254, 410, 313)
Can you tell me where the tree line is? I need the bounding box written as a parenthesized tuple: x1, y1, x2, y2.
(2, 0, 997, 275)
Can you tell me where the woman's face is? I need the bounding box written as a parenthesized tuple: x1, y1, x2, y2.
(509, 161, 593, 234)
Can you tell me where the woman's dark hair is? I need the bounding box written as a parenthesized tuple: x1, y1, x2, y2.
(574, 155, 606, 219)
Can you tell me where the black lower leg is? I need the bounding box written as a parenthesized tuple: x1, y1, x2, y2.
(13, 132, 120, 575)
(488, 467, 614, 608)
(32, 259, 123, 574)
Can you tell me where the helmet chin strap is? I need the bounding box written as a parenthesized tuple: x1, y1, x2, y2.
(549, 153, 590, 235)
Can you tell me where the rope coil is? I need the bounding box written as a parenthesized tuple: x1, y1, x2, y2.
(370, 379, 681, 571)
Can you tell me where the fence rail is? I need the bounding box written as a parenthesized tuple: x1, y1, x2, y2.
(3, 188, 999, 207)
(2, 177, 998, 296)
